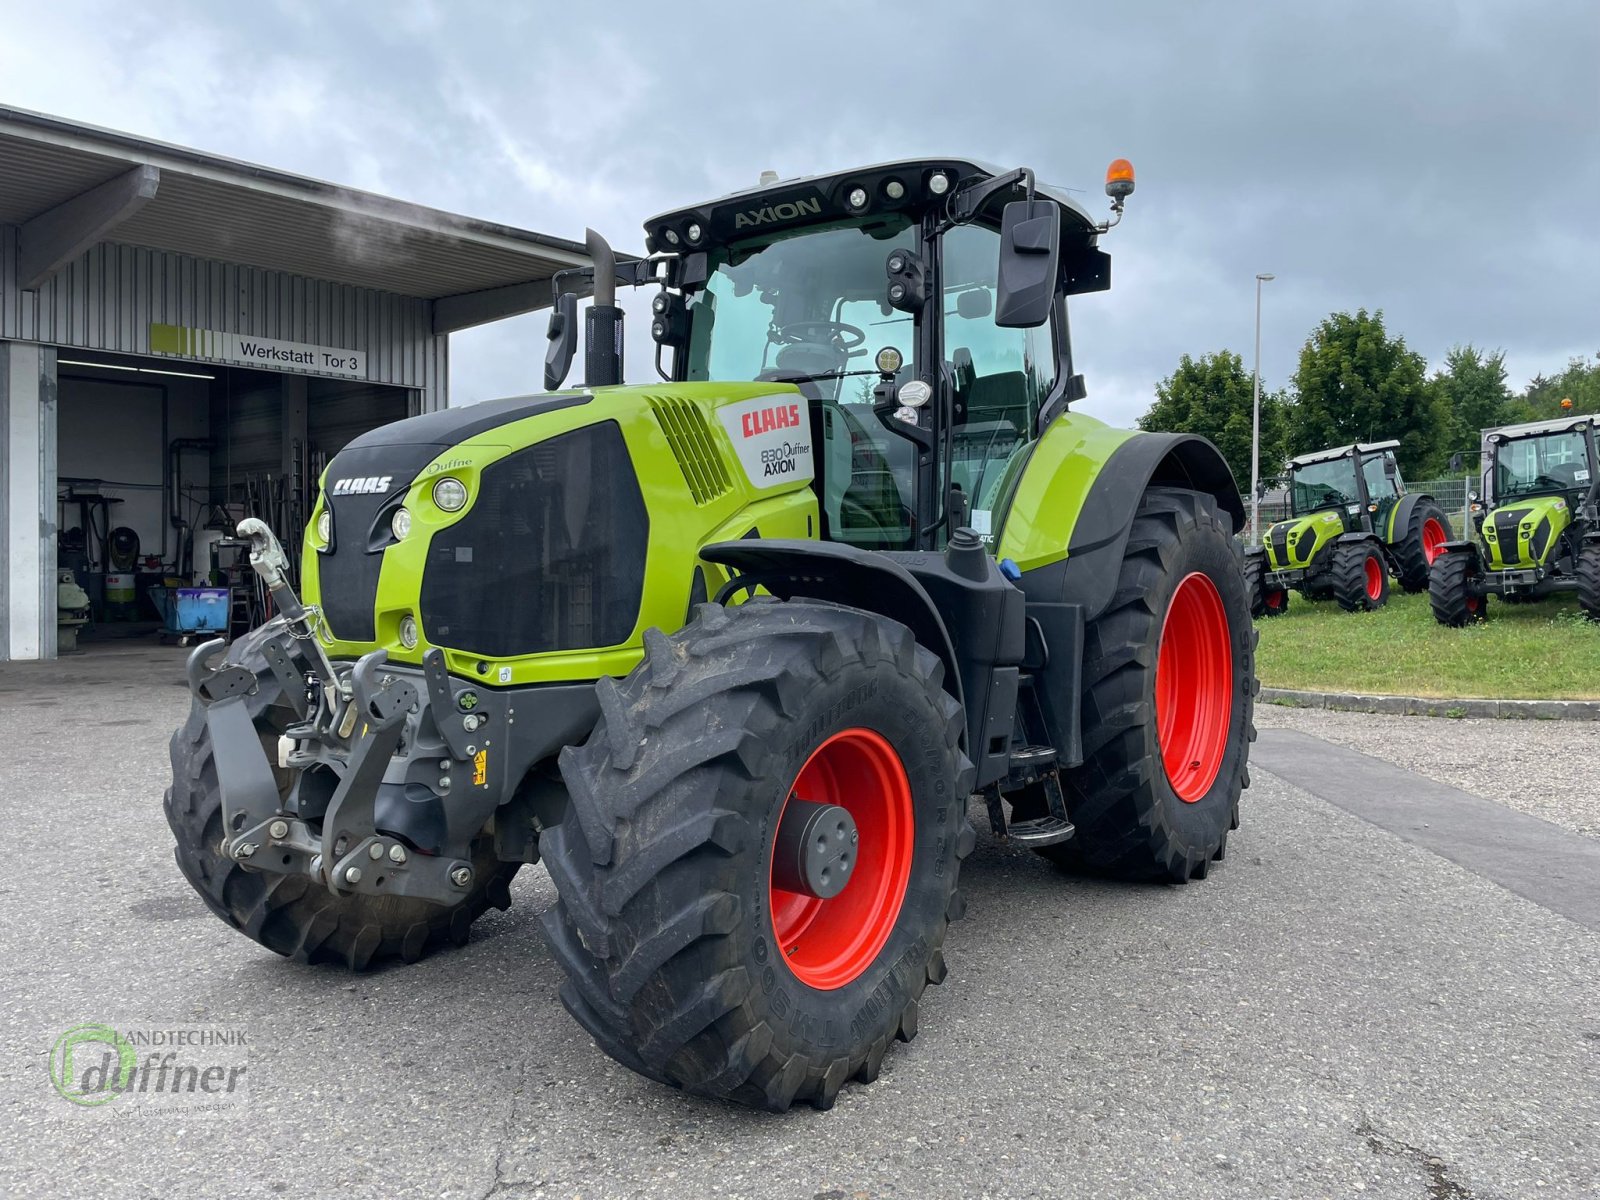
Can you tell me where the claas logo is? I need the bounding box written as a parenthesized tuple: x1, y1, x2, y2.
(741, 403, 802, 439)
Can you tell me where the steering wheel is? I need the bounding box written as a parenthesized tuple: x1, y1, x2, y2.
(775, 320, 866, 351)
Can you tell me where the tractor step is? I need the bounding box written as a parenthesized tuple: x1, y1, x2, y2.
(1006, 814, 1077, 847)
(1006, 743, 1058, 786)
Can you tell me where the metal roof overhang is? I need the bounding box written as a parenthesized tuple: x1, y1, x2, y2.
(0, 105, 593, 334)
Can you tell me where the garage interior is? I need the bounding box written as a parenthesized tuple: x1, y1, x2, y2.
(55, 350, 412, 645)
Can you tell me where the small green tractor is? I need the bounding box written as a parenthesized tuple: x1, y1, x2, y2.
(1430, 413, 1600, 624)
(166, 158, 1258, 1111)
(1244, 441, 1452, 615)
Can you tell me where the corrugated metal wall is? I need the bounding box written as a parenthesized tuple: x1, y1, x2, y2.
(0, 224, 445, 410)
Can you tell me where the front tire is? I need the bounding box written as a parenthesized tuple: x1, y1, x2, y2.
(1332, 541, 1389, 611)
(164, 625, 519, 969)
(1576, 540, 1600, 621)
(1428, 550, 1488, 626)
(539, 600, 975, 1111)
(1043, 488, 1256, 882)
(1393, 501, 1452, 592)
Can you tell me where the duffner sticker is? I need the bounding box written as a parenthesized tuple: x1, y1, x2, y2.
(717, 394, 815, 488)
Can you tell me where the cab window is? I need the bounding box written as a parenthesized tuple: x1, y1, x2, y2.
(941, 222, 1056, 537)
(1362, 453, 1399, 500)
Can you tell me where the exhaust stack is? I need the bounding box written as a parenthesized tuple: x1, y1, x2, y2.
(583, 228, 622, 387)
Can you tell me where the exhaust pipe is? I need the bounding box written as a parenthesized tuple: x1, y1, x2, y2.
(584, 228, 623, 387)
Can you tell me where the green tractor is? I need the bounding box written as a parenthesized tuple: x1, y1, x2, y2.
(166, 158, 1257, 1112)
(1244, 441, 1452, 615)
(1430, 413, 1600, 624)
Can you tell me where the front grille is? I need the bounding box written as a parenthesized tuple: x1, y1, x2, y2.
(1269, 524, 1292, 568)
(419, 422, 648, 658)
(317, 441, 443, 642)
(646, 394, 732, 504)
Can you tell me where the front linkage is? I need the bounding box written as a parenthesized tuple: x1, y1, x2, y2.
(186, 520, 509, 908)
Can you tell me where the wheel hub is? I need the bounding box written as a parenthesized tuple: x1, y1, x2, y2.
(772, 800, 858, 899)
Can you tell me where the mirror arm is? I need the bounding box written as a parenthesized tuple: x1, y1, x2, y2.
(947, 167, 1034, 225)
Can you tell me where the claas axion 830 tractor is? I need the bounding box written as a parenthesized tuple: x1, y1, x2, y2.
(1430, 413, 1600, 624)
(167, 158, 1257, 1111)
(1244, 441, 1452, 614)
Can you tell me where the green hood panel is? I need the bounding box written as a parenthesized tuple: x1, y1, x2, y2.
(1480, 494, 1572, 569)
(1262, 509, 1344, 570)
(301, 382, 820, 685)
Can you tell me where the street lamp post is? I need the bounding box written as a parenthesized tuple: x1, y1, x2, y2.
(1251, 272, 1276, 541)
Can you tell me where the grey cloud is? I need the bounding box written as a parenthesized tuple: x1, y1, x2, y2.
(4, 0, 1595, 422)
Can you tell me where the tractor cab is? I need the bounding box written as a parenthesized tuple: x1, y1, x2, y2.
(552, 158, 1126, 551)
(1285, 440, 1405, 532)
(1483, 415, 1598, 513)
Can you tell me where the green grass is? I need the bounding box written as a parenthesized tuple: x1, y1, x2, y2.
(1254, 589, 1600, 700)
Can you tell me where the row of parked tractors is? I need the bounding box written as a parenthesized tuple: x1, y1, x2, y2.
(1242, 414, 1600, 625)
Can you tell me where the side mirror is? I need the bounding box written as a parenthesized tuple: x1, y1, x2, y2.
(994, 199, 1059, 328)
(1383, 456, 1398, 479)
(544, 293, 578, 391)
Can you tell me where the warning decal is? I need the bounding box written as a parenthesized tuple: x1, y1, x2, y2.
(717, 395, 815, 489)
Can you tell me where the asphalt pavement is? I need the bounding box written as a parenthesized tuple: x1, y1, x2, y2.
(1, 643, 1597, 1200)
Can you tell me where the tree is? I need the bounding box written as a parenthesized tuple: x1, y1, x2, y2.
(1433, 344, 1512, 460)
(1287, 309, 1445, 477)
(1505, 353, 1600, 424)
(1139, 350, 1288, 494)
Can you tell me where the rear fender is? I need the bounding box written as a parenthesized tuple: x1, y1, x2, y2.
(1386, 492, 1428, 543)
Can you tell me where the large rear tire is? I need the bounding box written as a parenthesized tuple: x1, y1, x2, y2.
(1332, 540, 1389, 612)
(1041, 488, 1256, 882)
(539, 600, 975, 1111)
(164, 625, 519, 969)
(1393, 501, 1452, 593)
(1577, 540, 1600, 622)
(1428, 550, 1488, 626)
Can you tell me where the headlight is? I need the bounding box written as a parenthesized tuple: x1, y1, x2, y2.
(391, 507, 412, 541)
(433, 478, 468, 512)
(398, 614, 418, 649)
(316, 510, 331, 544)
(686, 222, 703, 244)
(847, 186, 868, 210)
(928, 171, 950, 196)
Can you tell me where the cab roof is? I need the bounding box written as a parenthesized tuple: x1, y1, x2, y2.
(1288, 440, 1401, 468)
(644, 158, 1100, 254)
(1484, 414, 1596, 442)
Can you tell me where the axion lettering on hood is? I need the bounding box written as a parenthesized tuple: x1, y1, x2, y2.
(718, 395, 815, 489)
(330, 476, 394, 496)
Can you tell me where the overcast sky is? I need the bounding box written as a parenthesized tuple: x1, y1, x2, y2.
(2, 0, 1596, 427)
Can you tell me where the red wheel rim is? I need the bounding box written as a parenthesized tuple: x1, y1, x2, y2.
(1422, 518, 1446, 564)
(769, 728, 913, 991)
(1155, 572, 1233, 804)
(1364, 555, 1383, 600)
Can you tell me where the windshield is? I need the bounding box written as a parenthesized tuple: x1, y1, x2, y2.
(685, 218, 917, 397)
(1290, 457, 1360, 515)
(1494, 429, 1592, 499)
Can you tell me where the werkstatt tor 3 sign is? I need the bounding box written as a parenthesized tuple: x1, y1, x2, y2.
(149, 324, 367, 379)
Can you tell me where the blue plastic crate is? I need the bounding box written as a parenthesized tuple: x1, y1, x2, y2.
(175, 587, 230, 633)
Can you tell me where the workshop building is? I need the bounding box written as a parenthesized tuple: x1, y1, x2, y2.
(0, 106, 588, 660)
